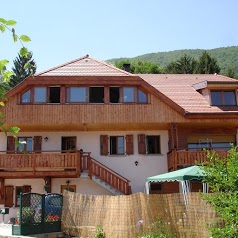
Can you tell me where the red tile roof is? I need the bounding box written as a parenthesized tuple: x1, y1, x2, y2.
(36, 55, 133, 77)
(138, 74, 238, 114)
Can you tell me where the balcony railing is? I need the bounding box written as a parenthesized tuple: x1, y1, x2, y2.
(167, 149, 228, 171)
(0, 150, 81, 175)
(0, 150, 131, 195)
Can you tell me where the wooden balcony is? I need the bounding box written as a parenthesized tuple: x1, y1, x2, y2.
(167, 149, 228, 171)
(0, 150, 82, 178)
(0, 150, 131, 195)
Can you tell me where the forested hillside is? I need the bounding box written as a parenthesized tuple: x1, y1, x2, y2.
(108, 46, 238, 76)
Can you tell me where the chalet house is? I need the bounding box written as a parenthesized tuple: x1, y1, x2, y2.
(1, 55, 238, 221)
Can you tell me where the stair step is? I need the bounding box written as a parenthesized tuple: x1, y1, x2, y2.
(92, 175, 123, 195)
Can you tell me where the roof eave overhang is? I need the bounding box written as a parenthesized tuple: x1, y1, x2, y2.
(185, 111, 238, 119)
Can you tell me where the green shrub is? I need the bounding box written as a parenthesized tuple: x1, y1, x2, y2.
(17, 207, 35, 224)
(136, 218, 176, 238)
(93, 225, 105, 238)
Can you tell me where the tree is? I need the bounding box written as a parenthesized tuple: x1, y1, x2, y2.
(0, 73, 11, 96)
(115, 60, 162, 74)
(195, 51, 220, 74)
(201, 146, 238, 237)
(0, 17, 32, 138)
(9, 52, 36, 88)
(164, 54, 197, 74)
(225, 66, 235, 78)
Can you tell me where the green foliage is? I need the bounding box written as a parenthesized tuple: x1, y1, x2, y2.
(93, 225, 105, 238)
(225, 66, 236, 78)
(164, 54, 197, 74)
(0, 17, 30, 140)
(9, 52, 36, 88)
(195, 51, 220, 74)
(0, 75, 11, 95)
(136, 218, 176, 238)
(0, 17, 31, 82)
(115, 60, 162, 74)
(109, 46, 238, 76)
(17, 207, 35, 224)
(201, 146, 238, 238)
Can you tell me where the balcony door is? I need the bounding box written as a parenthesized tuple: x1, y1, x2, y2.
(61, 137, 76, 151)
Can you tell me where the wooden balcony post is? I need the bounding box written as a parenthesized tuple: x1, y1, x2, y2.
(88, 158, 92, 179)
(76, 150, 81, 176)
(173, 149, 177, 171)
(33, 153, 36, 174)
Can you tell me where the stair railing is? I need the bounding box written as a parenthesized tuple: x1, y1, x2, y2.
(87, 156, 131, 195)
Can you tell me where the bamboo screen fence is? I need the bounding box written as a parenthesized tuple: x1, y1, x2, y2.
(62, 192, 220, 238)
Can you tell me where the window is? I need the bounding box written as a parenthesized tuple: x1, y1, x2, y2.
(17, 137, 33, 151)
(123, 87, 135, 102)
(100, 135, 133, 155)
(109, 87, 140, 103)
(110, 87, 120, 103)
(211, 90, 236, 106)
(61, 137, 76, 151)
(138, 89, 147, 103)
(49, 86, 60, 103)
(33, 87, 60, 103)
(110, 136, 124, 155)
(188, 142, 233, 150)
(146, 136, 161, 154)
(187, 135, 236, 150)
(150, 182, 163, 194)
(21, 89, 31, 103)
(15, 186, 23, 207)
(34, 87, 47, 103)
(89, 87, 104, 103)
(138, 134, 161, 154)
(66, 87, 87, 103)
(15, 185, 31, 207)
(61, 185, 76, 193)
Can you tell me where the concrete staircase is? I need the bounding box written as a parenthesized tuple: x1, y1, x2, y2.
(91, 175, 124, 195)
(80, 171, 123, 195)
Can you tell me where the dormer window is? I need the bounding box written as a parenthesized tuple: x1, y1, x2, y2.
(66, 87, 87, 103)
(49, 86, 60, 103)
(138, 89, 147, 103)
(123, 87, 135, 102)
(211, 90, 237, 106)
(21, 89, 31, 103)
(34, 87, 47, 103)
(89, 87, 104, 103)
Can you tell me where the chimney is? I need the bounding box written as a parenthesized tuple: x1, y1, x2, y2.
(123, 63, 131, 72)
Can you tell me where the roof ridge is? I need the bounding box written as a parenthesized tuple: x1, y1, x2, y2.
(88, 56, 133, 76)
(35, 54, 90, 76)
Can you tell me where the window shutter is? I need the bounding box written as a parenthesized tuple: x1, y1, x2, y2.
(100, 135, 108, 155)
(4, 186, 14, 207)
(34, 136, 42, 153)
(126, 135, 134, 155)
(7, 136, 15, 152)
(138, 134, 146, 154)
(0, 179, 4, 204)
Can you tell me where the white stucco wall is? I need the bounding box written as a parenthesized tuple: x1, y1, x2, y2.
(0, 130, 169, 193)
(0, 177, 112, 223)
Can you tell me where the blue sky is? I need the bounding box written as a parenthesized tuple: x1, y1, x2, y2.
(1, 0, 238, 72)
